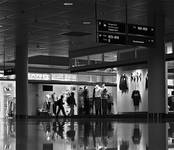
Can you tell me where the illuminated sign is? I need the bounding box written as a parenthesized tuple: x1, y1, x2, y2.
(28, 73, 77, 81)
(98, 20, 125, 33)
(28, 73, 51, 80)
(64, 74, 77, 81)
(51, 74, 64, 80)
(51, 74, 77, 81)
(128, 24, 155, 36)
(98, 32, 126, 44)
(128, 35, 155, 47)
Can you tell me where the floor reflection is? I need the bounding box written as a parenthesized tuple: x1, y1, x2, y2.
(16, 119, 148, 150)
(1, 118, 173, 150)
(0, 119, 16, 150)
(168, 122, 174, 150)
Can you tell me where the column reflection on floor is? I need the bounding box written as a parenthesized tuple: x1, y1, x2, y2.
(1, 119, 173, 150)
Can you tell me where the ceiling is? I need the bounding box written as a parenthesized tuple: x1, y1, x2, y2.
(0, 0, 174, 72)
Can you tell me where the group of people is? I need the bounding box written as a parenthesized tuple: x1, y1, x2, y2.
(78, 84, 113, 115)
(93, 84, 113, 115)
(42, 84, 113, 117)
(43, 91, 76, 117)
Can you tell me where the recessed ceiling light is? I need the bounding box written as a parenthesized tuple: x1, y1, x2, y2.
(64, 2, 73, 6)
(83, 21, 91, 25)
(0, 25, 3, 27)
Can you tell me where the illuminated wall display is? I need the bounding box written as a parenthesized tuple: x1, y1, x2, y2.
(0, 81, 15, 118)
(165, 42, 173, 54)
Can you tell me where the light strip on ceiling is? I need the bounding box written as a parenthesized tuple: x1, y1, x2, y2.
(64, 2, 73, 6)
(83, 21, 91, 25)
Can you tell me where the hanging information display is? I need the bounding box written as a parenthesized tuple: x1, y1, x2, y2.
(98, 32, 126, 44)
(127, 35, 155, 47)
(97, 19, 155, 47)
(128, 24, 155, 36)
(98, 20, 126, 33)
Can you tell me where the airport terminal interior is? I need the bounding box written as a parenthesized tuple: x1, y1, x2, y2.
(0, 0, 174, 149)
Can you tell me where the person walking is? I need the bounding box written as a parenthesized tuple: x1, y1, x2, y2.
(56, 95, 66, 117)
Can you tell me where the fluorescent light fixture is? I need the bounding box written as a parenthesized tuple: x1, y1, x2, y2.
(64, 2, 73, 6)
(83, 21, 91, 25)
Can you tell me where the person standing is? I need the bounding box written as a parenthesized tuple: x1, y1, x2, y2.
(45, 94, 51, 112)
(101, 84, 108, 115)
(52, 92, 58, 116)
(94, 85, 102, 115)
(107, 94, 113, 114)
(68, 92, 76, 116)
(78, 87, 84, 115)
(56, 95, 66, 117)
(83, 86, 90, 115)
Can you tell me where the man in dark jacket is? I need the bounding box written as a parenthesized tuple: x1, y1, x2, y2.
(56, 95, 66, 117)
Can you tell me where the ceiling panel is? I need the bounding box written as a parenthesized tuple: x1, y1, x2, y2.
(0, 0, 173, 70)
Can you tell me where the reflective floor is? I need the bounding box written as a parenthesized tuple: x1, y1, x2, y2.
(1, 118, 173, 150)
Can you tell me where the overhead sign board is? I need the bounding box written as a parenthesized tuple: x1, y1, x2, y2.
(98, 20, 126, 33)
(4, 68, 15, 76)
(128, 24, 155, 36)
(97, 19, 155, 47)
(128, 35, 155, 47)
(98, 32, 126, 45)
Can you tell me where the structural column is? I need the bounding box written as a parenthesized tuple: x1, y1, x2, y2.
(148, 123, 168, 150)
(148, 0, 167, 114)
(15, 1, 28, 117)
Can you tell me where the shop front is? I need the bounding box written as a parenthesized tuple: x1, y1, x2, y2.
(0, 80, 16, 119)
(28, 72, 117, 117)
(28, 82, 117, 117)
(0, 68, 150, 118)
(27, 67, 150, 117)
